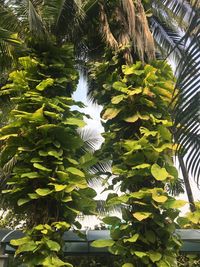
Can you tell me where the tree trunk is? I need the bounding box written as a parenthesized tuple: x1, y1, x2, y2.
(178, 155, 196, 212)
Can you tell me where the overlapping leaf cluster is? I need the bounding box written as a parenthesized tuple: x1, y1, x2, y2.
(0, 44, 97, 266)
(89, 54, 185, 267)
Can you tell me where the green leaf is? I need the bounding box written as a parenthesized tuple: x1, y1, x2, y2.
(91, 239, 115, 248)
(132, 164, 150, 170)
(67, 157, 79, 165)
(156, 260, 170, 267)
(133, 212, 152, 221)
(124, 112, 149, 123)
(51, 256, 73, 267)
(123, 140, 141, 152)
(107, 195, 130, 205)
(71, 178, 87, 189)
(163, 199, 187, 209)
(32, 106, 46, 122)
(127, 88, 142, 96)
(146, 230, 156, 243)
(64, 118, 86, 128)
(47, 150, 63, 159)
(67, 167, 85, 177)
(61, 196, 72, 203)
(15, 241, 37, 255)
(124, 114, 139, 123)
(148, 251, 162, 262)
(153, 143, 173, 152)
(103, 216, 121, 225)
(122, 62, 142, 75)
(30, 157, 43, 163)
(10, 237, 31, 246)
(165, 165, 179, 179)
(36, 188, 52, 196)
(37, 124, 58, 132)
(122, 263, 134, 267)
(21, 172, 39, 179)
(28, 193, 40, 199)
(0, 134, 18, 140)
(46, 240, 60, 252)
(134, 251, 147, 258)
(44, 111, 59, 119)
(56, 171, 69, 180)
(111, 95, 125, 104)
(152, 195, 168, 203)
(140, 127, 157, 137)
(52, 221, 71, 230)
(36, 78, 54, 91)
(177, 217, 190, 227)
(17, 198, 31, 206)
(112, 81, 128, 92)
(151, 164, 169, 181)
(124, 234, 139, 243)
(158, 125, 171, 141)
(33, 163, 52, 172)
(102, 108, 121, 120)
(54, 184, 67, 192)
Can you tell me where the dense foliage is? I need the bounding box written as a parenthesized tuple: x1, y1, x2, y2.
(89, 53, 185, 266)
(0, 0, 199, 266)
(0, 44, 97, 266)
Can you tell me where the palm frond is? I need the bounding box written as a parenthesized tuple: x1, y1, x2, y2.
(78, 126, 103, 152)
(150, 17, 183, 64)
(173, 10, 200, 183)
(153, 0, 195, 30)
(3, 0, 46, 39)
(95, 199, 122, 215)
(27, 0, 46, 38)
(166, 178, 185, 196)
(41, 0, 84, 42)
(0, 28, 21, 71)
(0, 2, 22, 34)
(0, 156, 17, 190)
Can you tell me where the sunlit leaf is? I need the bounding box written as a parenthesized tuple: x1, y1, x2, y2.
(151, 164, 169, 181)
(133, 212, 152, 221)
(91, 239, 115, 248)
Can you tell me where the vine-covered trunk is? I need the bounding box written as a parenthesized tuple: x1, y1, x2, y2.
(0, 44, 97, 266)
(90, 54, 184, 266)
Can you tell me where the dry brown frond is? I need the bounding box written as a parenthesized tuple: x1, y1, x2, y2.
(115, 5, 133, 64)
(135, 0, 155, 61)
(98, 2, 119, 50)
(120, 0, 136, 38)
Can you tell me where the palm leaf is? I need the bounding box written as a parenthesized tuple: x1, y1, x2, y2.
(153, 0, 195, 30)
(173, 9, 200, 183)
(150, 17, 183, 64)
(41, 0, 84, 42)
(78, 126, 103, 152)
(166, 178, 185, 196)
(0, 28, 21, 71)
(27, 0, 46, 38)
(0, 2, 22, 34)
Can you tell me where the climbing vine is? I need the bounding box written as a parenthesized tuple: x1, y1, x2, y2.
(90, 53, 185, 267)
(0, 44, 97, 266)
